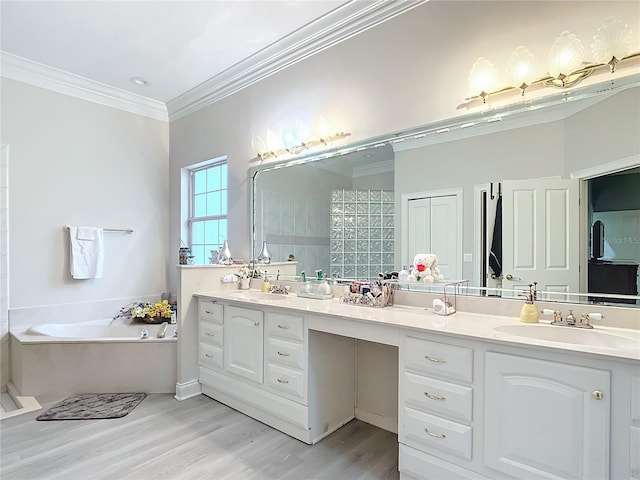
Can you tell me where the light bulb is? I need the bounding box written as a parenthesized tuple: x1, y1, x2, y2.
(265, 129, 281, 153)
(468, 57, 497, 100)
(313, 116, 331, 140)
(281, 127, 297, 149)
(592, 17, 633, 72)
(548, 31, 584, 79)
(507, 46, 538, 92)
(251, 135, 266, 157)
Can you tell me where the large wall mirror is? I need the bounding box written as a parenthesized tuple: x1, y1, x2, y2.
(250, 77, 640, 307)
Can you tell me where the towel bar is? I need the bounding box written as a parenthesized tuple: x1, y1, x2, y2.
(63, 225, 133, 233)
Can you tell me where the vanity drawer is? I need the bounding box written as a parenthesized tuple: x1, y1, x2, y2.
(267, 337, 305, 370)
(404, 337, 473, 383)
(402, 406, 472, 460)
(266, 363, 305, 402)
(266, 312, 304, 342)
(198, 299, 223, 324)
(199, 343, 223, 370)
(403, 372, 473, 423)
(199, 321, 223, 347)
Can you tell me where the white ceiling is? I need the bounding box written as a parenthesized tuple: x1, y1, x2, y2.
(0, 1, 423, 120)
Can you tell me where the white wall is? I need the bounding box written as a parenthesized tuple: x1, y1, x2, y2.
(1, 79, 170, 312)
(168, 0, 639, 295)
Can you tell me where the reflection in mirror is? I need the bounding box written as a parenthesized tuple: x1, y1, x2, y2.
(250, 78, 640, 306)
(252, 145, 394, 278)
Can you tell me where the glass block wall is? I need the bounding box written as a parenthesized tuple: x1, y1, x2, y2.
(330, 189, 395, 279)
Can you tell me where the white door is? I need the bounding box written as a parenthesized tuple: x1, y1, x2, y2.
(485, 352, 610, 480)
(407, 194, 459, 280)
(224, 305, 264, 383)
(501, 178, 579, 299)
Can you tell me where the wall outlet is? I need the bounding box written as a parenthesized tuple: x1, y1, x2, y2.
(463, 253, 473, 262)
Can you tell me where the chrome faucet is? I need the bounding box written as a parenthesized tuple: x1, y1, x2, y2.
(541, 309, 603, 329)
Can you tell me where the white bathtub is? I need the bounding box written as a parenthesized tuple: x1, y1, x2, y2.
(10, 318, 177, 396)
(26, 318, 172, 340)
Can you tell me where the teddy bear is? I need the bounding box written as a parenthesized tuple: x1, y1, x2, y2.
(407, 253, 444, 283)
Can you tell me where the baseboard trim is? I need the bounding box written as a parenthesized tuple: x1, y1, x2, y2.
(355, 407, 398, 434)
(174, 379, 202, 401)
(0, 382, 42, 420)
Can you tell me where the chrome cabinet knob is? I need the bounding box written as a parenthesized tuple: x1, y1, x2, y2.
(592, 390, 604, 400)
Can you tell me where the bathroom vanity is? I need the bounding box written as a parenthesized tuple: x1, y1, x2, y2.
(191, 289, 639, 480)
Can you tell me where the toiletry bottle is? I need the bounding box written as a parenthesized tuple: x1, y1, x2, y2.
(261, 271, 271, 293)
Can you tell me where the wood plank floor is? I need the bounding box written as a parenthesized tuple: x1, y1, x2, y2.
(0, 394, 399, 480)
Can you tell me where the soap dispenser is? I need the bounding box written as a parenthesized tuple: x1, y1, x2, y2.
(519, 283, 539, 323)
(261, 271, 271, 293)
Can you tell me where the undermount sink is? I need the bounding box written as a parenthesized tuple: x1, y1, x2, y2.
(494, 324, 640, 350)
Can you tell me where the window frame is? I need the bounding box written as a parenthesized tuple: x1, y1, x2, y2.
(188, 158, 228, 264)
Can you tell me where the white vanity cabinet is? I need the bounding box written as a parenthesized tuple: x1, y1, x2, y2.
(197, 296, 355, 445)
(484, 352, 610, 480)
(398, 332, 633, 480)
(224, 305, 264, 383)
(193, 293, 639, 479)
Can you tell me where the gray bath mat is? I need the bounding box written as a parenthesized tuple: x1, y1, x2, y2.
(36, 393, 146, 421)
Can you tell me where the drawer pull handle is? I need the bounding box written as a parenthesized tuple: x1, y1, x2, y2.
(254, 321, 260, 326)
(424, 392, 446, 401)
(205, 332, 214, 336)
(424, 355, 447, 363)
(277, 324, 290, 329)
(277, 378, 289, 384)
(205, 353, 213, 359)
(205, 310, 212, 314)
(425, 428, 446, 439)
(277, 351, 290, 357)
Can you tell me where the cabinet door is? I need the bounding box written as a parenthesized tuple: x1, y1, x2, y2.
(224, 305, 264, 383)
(485, 352, 610, 480)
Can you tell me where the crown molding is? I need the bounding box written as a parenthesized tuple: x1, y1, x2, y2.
(1, 51, 168, 122)
(167, 0, 427, 121)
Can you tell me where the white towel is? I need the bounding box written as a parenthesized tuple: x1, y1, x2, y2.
(69, 226, 104, 279)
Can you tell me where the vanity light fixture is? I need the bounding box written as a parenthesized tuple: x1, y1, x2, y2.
(251, 116, 351, 161)
(466, 17, 639, 104)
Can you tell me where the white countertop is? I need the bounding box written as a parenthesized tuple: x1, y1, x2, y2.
(195, 289, 640, 363)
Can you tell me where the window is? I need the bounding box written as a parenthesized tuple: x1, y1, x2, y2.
(189, 159, 228, 264)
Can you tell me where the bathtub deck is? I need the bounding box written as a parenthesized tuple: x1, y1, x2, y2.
(0, 393, 399, 480)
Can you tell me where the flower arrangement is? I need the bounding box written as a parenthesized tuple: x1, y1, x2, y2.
(237, 265, 252, 279)
(131, 300, 174, 319)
